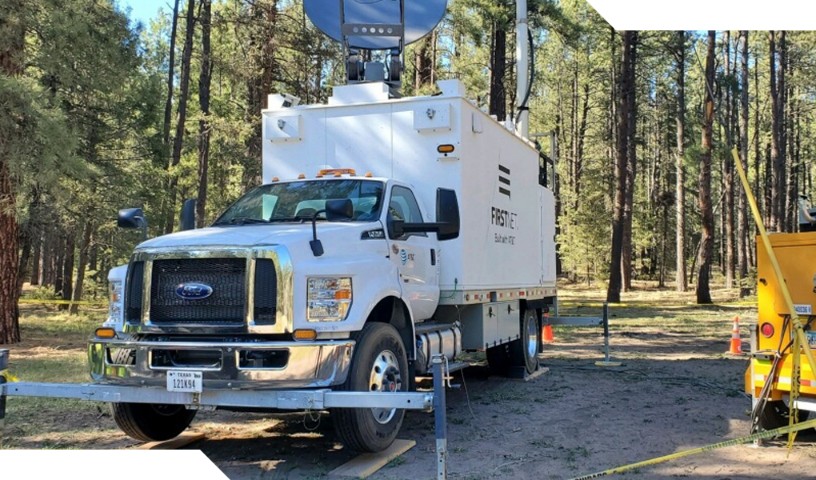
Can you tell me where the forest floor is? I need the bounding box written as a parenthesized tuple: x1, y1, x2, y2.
(3, 281, 816, 479)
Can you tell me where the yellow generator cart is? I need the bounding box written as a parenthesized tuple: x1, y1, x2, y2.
(746, 231, 816, 430)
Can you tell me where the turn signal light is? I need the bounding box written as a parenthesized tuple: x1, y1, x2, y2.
(334, 289, 352, 300)
(760, 322, 775, 338)
(437, 144, 455, 154)
(293, 329, 317, 341)
(95, 328, 116, 339)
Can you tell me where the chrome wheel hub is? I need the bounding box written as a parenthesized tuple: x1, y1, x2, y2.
(369, 349, 402, 424)
(526, 313, 539, 359)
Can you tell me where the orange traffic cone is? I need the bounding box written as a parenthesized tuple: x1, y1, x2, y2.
(728, 316, 743, 355)
(542, 313, 555, 343)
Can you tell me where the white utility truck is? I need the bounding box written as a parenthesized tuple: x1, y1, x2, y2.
(93, 78, 556, 452)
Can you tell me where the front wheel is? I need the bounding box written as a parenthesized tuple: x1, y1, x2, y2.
(334, 322, 409, 452)
(112, 402, 197, 442)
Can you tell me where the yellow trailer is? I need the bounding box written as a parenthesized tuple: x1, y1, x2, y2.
(746, 232, 816, 429)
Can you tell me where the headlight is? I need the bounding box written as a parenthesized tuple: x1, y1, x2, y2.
(108, 280, 124, 322)
(307, 277, 352, 322)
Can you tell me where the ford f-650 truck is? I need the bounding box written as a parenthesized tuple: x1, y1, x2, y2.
(91, 78, 556, 452)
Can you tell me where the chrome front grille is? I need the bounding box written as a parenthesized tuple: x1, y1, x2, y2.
(149, 258, 248, 324)
(124, 247, 293, 335)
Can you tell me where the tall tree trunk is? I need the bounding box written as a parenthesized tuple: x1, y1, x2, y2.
(243, 0, 279, 189)
(621, 32, 638, 292)
(414, 34, 434, 92)
(570, 68, 578, 205)
(54, 231, 65, 297)
(42, 234, 54, 287)
(164, 0, 196, 234)
(29, 232, 41, 285)
(163, 0, 180, 147)
(675, 31, 687, 292)
(769, 31, 783, 232)
(489, 23, 507, 121)
(779, 31, 788, 231)
(17, 228, 31, 291)
(574, 82, 590, 209)
(738, 31, 751, 296)
(59, 235, 75, 311)
(754, 62, 761, 231)
(70, 222, 92, 315)
(607, 31, 634, 303)
(0, 160, 19, 343)
(0, 0, 25, 343)
(696, 31, 716, 305)
(196, 0, 212, 228)
(723, 31, 735, 289)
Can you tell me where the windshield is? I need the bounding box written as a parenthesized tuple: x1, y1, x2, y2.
(213, 179, 385, 226)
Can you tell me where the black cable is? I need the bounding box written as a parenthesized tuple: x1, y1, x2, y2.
(516, 29, 535, 123)
(750, 316, 795, 433)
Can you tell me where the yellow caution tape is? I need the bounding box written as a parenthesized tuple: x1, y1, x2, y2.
(0, 369, 19, 383)
(18, 298, 105, 306)
(570, 418, 816, 480)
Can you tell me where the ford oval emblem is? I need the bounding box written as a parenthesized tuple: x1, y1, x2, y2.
(175, 282, 213, 300)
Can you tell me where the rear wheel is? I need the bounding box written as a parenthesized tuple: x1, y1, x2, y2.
(509, 308, 540, 374)
(757, 399, 810, 431)
(486, 343, 511, 376)
(335, 322, 408, 452)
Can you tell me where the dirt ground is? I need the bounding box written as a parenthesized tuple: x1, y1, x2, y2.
(4, 295, 816, 479)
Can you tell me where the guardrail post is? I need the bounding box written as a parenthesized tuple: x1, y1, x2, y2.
(595, 303, 621, 367)
(602, 302, 610, 361)
(1, 348, 8, 448)
(432, 355, 447, 480)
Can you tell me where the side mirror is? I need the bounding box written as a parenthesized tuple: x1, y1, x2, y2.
(388, 218, 405, 239)
(180, 198, 197, 231)
(386, 189, 460, 240)
(436, 188, 460, 241)
(325, 198, 353, 221)
(118, 208, 146, 229)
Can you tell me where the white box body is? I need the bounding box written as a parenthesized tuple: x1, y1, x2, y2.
(262, 80, 556, 296)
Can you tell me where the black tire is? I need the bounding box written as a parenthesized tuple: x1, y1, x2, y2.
(509, 308, 540, 374)
(107, 340, 196, 442)
(486, 343, 511, 376)
(757, 400, 810, 431)
(112, 402, 197, 442)
(334, 322, 409, 452)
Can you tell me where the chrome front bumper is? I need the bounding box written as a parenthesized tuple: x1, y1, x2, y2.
(88, 338, 354, 389)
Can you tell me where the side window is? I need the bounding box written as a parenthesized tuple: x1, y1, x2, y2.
(389, 186, 424, 238)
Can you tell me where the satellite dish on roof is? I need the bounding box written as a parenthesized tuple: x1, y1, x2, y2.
(304, 0, 448, 50)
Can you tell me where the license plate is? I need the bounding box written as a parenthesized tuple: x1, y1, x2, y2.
(167, 370, 203, 393)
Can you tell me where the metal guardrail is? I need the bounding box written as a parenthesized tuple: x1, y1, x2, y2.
(546, 302, 619, 366)
(0, 349, 451, 478)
